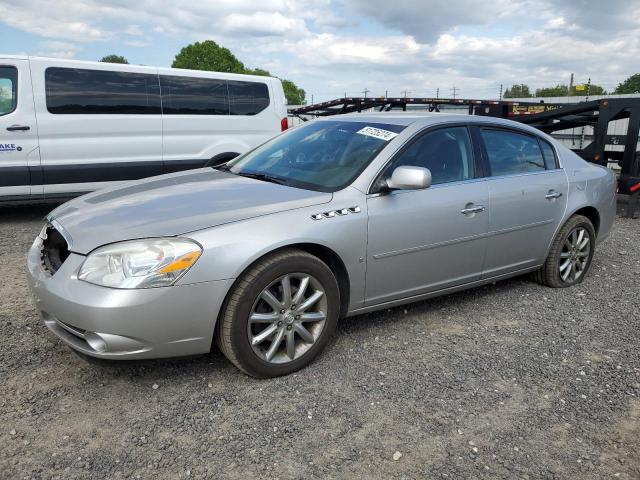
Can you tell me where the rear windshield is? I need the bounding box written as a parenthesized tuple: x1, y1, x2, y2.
(227, 120, 406, 192)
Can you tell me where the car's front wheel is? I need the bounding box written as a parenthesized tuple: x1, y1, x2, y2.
(215, 249, 340, 378)
(534, 214, 596, 288)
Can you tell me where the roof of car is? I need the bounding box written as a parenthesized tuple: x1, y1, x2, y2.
(315, 111, 546, 134)
(317, 112, 441, 126)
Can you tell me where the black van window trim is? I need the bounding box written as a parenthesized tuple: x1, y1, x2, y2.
(45, 66, 161, 115)
(0, 65, 18, 117)
(44, 66, 271, 116)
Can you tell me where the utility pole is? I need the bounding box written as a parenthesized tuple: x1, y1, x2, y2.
(499, 84, 503, 100)
(451, 86, 459, 100)
(401, 89, 410, 98)
(579, 77, 592, 150)
(385, 90, 388, 98)
(569, 73, 574, 95)
(311, 94, 314, 104)
(362, 88, 370, 99)
(436, 88, 439, 99)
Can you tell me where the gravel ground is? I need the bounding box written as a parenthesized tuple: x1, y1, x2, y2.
(1, 203, 639, 479)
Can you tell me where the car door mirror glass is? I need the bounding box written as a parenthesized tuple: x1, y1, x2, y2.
(386, 166, 432, 190)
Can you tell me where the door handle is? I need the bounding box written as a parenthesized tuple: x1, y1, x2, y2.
(545, 191, 562, 199)
(460, 205, 486, 215)
(6, 125, 30, 131)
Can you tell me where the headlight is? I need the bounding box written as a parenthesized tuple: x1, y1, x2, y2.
(78, 238, 202, 289)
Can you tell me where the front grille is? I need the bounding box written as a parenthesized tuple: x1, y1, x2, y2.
(41, 225, 70, 275)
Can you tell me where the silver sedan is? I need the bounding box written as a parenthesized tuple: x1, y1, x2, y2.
(27, 114, 616, 377)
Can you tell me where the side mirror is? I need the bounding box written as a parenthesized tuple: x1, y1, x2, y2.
(386, 166, 432, 190)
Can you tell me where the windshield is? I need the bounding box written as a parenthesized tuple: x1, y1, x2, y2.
(226, 120, 406, 192)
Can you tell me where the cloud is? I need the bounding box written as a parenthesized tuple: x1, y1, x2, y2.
(0, 0, 639, 99)
(37, 40, 82, 58)
(222, 12, 307, 37)
(348, 0, 520, 43)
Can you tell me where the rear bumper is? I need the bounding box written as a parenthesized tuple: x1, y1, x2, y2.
(26, 239, 234, 360)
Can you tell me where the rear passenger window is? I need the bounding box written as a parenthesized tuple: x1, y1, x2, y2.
(481, 129, 546, 176)
(160, 76, 228, 115)
(228, 80, 269, 115)
(45, 67, 161, 114)
(539, 139, 558, 169)
(0, 66, 17, 116)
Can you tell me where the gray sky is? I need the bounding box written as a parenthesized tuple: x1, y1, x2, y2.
(1, 0, 639, 101)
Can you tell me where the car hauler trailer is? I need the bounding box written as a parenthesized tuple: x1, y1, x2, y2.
(290, 96, 640, 217)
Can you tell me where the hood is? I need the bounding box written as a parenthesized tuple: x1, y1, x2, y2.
(48, 168, 332, 254)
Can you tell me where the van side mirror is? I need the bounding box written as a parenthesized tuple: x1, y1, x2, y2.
(386, 166, 432, 190)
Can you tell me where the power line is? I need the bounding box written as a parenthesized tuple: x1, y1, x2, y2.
(451, 86, 459, 100)
(362, 87, 370, 99)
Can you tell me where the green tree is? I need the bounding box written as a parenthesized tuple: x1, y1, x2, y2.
(503, 84, 532, 98)
(246, 68, 271, 77)
(172, 40, 245, 73)
(535, 84, 569, 97)
(614, 73, 640, 94)
(100, 54, 129, 64)
(535, 83, 606, 97)
(281, 79, 306, 105)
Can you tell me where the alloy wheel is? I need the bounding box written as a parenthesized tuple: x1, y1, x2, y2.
(559, 226, 591, 283)
(248, 273, 327, 364)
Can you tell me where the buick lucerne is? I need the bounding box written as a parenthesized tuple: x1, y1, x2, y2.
(27, 114, 616, 377)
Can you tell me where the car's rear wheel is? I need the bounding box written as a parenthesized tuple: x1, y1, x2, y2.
(533, 214, 596, 288)
(215, 249, 340, 378)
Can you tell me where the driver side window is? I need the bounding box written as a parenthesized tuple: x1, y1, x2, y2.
(385, 127, 475, 185)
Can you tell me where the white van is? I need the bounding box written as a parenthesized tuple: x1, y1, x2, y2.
(0, 55, 289, 201)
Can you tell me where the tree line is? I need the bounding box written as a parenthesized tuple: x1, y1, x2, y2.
(503, 75, 640, 98)
(100, 41, 306, 105)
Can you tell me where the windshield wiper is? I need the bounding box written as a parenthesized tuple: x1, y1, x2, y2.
(236, 171, 290, 186)
(214, 163, 231, 171)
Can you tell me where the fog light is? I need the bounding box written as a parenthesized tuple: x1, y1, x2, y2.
(85, 332, 107, 353)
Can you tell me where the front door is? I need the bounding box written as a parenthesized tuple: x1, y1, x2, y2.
(0, 60, 39, 199)
(365, 126, 490, 305)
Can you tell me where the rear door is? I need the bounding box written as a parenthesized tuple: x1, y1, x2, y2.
(0, 59, 39, 199)
(477, 127, 568, 277)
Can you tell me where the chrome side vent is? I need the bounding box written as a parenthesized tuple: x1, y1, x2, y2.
(311, 206, 361, 220)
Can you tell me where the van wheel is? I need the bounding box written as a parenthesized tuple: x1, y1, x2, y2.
(533, 214, 596, 288)
(215, 249, 339, 378)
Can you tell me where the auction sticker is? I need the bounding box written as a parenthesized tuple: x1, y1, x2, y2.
(356, 126, 399, 141)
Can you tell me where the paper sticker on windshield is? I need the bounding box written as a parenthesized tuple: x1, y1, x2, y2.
(356, 126, 398, 141)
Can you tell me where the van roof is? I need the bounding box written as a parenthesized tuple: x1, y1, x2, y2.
(0, 55, 277, 82)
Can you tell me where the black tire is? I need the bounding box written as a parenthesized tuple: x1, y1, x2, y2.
(215, 249, 340, 378)
(533, 214, 596, 288)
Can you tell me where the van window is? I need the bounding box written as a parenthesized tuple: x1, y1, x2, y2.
(481, 129, 546, 176)
(160, 76, 228, 115)
(45, 67, 161, 114)
(0, 66, 17, 116)
(228, 80, 269, 115)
